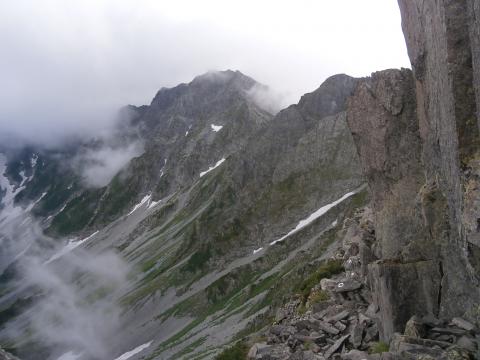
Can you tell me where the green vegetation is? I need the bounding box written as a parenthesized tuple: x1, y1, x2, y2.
(350, 188, 368, 209)
(215, 341, 249, 360)
(308, 289, 330, 304)
(369, 341, 389, 354)
(172, 336, 208, 359)
(95, 173, 138, 222)
(183, 247, 212, 273)
(48, 188, 103, 236)
(296, 259, 344, 304)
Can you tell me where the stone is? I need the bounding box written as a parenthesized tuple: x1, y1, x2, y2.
(276, 308, 288, 323)
(358, 313, 371, 325)
(431, 327, 467, 337)
(404, 316, 427, 338)
(333, 280, 362, 293)
(313, 320, 340, 335)
(456, 335, 477, 352)
(324, 335, 350, 359)
(436, 334, 455, 343)
(351, 322, 365, 349)
(363, 323, 379, 343)
(325, 310, 351, 323)
(256, 344, 291, 359)
(365, 303, 379, 318)
(451, 317, 476, 332)
(333, 321, 347, 332)
(390, 334, 452, 351)
(248, 343, 269, 359)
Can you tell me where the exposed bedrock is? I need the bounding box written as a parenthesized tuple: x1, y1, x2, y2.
(345, 0, 480, 341)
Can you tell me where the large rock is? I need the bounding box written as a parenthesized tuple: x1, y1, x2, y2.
(346, 69, 442, 340)
(345, 1, 480, 341)
(397, 0, 480, 318)
(368, 261, 441, 340)
(346, 69, 424, 261)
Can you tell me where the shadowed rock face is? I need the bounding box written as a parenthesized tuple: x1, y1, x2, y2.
(345, 0, 480, 341)
(397, 0, 480, 319)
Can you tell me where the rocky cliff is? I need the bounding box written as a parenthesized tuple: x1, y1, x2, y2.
(344, 0, 480, 353)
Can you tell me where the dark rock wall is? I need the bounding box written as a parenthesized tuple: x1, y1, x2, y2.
(344, 0, 480, 341)
(397, 0, 480, 318)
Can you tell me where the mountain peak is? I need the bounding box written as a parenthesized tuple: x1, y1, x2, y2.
(189, 69, 258, 91)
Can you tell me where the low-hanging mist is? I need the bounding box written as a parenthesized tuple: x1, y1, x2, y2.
(0, 166, 131, 360)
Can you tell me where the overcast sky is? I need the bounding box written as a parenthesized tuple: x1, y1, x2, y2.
(0, 0, 410, 146)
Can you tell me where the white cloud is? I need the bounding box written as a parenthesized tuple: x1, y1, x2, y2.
(74, 142, 144, 188)
(0, 0, 410, 145)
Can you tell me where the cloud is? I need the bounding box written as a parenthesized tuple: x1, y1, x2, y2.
(19, 246, 129, 359)
(0, 0, 409, 146)
(0, 165, 130, 359)
(73, 142, 144, 188)
(246, 84, 289, 115)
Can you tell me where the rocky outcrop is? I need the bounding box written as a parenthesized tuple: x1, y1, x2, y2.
(346, 69, 442, 340)
(396, 0, 480, 316)
(343, 0, 480, 345)
(247, 208, 382, 359)
(346, 69, 424, 261)
(249, 208, 479, 359)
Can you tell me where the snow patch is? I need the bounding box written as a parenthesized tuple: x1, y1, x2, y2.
(148, 200, 160, 209)
(211, 124, 223, 132)
(185, 124, 192, 136)
(160, 159, 167, 178)
(127, 195, 152, 216)
(270, 191, 356, 246)
(44, 231, 99, 265)
(113, 341, 152, 360)
(199, 158, 226, 178)
(25, 191, 47, 212)
(253, 247, 264, 254)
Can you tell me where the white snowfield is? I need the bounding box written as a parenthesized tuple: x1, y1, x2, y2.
(269, 190, 356, 246)
(199, 158, 226, 178)
(127, 193, 163, 213)
(253, 247, 264, 254)
(44, 231, 99, 265)
(211, 124, 223, 132)
(113, 341, 152, 360)
(160, 159, 167, 178)
(148, 199, 160, 209)
(127, 195, 152, 216)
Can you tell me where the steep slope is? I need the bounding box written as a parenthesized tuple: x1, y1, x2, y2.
(0, 71, 366, 359)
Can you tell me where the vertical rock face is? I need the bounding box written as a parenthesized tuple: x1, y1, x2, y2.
(345, 0, 480, 341)
(397, 0, 480, 317)
(347, 69, 424, 261)
(347, 69, 442, 340)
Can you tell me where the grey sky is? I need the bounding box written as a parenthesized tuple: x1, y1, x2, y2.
(0, 0, 410, 146)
